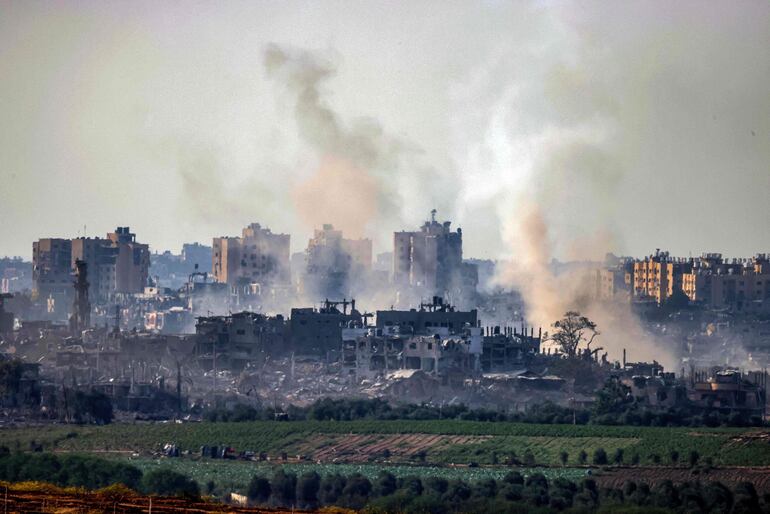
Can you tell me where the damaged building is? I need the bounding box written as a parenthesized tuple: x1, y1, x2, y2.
(290, 299, 361, 356)
(302, 224, 372, 300)
(393, 210, 477, 304)
(194, 311, 287, 372)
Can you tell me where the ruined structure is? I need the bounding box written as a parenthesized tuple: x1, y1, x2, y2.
(68, 259, 90, 336)
(302, 224, 372, 299)
(31, 238, 72, 316)
(376, 296, 477, 335)
(194, 311, 287, 372)
(290, 299, 361, 355)
(393, 210, 477, 300)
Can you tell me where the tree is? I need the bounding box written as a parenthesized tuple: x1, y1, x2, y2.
(373, 471, 397, 497)
(247, 476, 271, 504)
(548, 311, 599, 358)
(612, 448, 624, 465)
(688, 450, 699, 467)
(142, 468, 199, 498)
(296, 471, 320, 509)
(559, 451, 569, 466)
(269, 469, 297, 507)
(593, 448, 608, 465)
(578, 450, 588, 465)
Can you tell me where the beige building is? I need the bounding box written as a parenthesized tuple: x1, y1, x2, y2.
(34, 227, 149, 305)
(633, 250, 692, 303)
(683, 254, 770, 310)
(212, 223, 290, 288)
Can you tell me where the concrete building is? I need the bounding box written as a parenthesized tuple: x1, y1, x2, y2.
(290, 299, 362, 355)
(375, 297, 477, 335)
(194, 311, 288, 372)
(33, 228, 149, 314)
(683, 254, 770, 311)
(32, 238, 72, 308)
(303, 224, 372, 299)
(393, 210, 472, 297)
(181, 243, 212, 273)
(633, 250, 692, 303)
(212, 223, 290, 290)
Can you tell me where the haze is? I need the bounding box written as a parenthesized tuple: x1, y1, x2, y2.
(1, 0, 768, 261)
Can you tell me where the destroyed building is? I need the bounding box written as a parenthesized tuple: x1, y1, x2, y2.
(341, 324, 483, 382)
(290, 299, 361, 355)
(194, 311, 287, 372)
(393, 210, 477, 301)
(479, 325, 541, 372)
(375, 296, 477, 334)
(302, 224, 372, 299)
(688, 369, 767, 417)
(32, 238, 72, 317)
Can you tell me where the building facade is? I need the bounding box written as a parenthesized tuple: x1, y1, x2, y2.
(393, 210, 470, 297)
(212, 223, 290, 289)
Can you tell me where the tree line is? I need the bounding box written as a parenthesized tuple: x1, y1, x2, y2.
(245, 468, 766, 513)
(0, 451, 198, 498)
(204, 391, 764, 427)
(1, 450, 767, 513)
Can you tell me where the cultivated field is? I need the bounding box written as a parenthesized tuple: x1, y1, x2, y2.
(2, 421, 769, 468)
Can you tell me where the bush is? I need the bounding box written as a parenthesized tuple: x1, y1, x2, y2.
(141, 468, 199, 498)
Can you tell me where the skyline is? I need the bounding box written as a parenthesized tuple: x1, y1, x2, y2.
(1, 1, 769, 260)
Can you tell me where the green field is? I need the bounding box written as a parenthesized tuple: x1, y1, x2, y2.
(124, 457, 589, 491)
(1, 420, 768, 468)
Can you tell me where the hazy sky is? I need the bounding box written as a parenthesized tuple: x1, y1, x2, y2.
(1, 1, 768, 260)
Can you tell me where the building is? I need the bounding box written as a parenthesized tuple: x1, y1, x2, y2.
(593, 259, 634, 302)
(181, 243, 212, 273)
(393, 210, 472, 297)
(375, 297, 477, 335)
(69, 227, 149, 301)
(212, 223, 290, 290)
(290, 299, 362, 355)
(341, 324, 483, 381)
(303, 224, 372, 299)
(194, 311, 288, 372)
(32, 238, 72, 306)
(633, 250, 692, 303)
(683, 254, 770, 311)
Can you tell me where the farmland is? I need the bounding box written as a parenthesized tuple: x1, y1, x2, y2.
(126, 458, 590, 491)
(1, 420, 769, 468)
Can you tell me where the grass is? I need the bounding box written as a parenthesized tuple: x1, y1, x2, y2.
(1, 420, 768, 467)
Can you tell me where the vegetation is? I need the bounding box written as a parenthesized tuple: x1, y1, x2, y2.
(239, 470, 769, 513)
(547, 311, 600, 358)
(1, 419, 768, 468)
(201, 395, 765, 428)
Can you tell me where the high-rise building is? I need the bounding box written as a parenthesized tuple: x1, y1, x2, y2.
(303, 224, 372, 298)
(212, 223, 290, 288)
(35, 227, 150, 306)
(393, 210, 467, 296)
(32, 238, 72, 303)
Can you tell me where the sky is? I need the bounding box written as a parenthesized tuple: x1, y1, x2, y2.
(1, 0, 769, 261)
